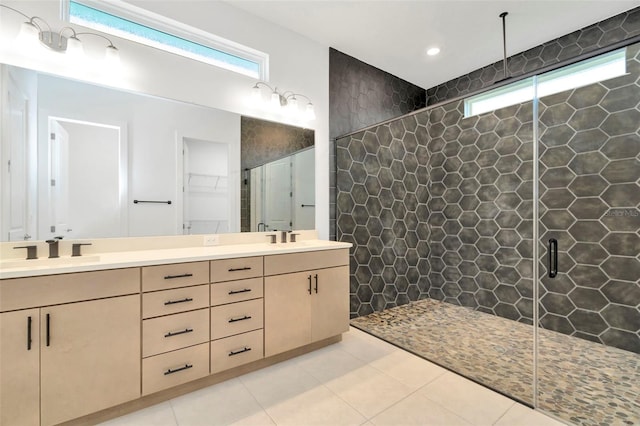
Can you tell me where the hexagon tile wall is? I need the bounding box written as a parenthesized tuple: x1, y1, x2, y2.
(337, 43, 640, 354)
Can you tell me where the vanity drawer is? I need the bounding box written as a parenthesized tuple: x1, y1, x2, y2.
(211, 299, 263, 340)
(211, 277, 263, 306)
(210, 256, 263, 283)
(211, 329, 264, 374)
(143, 308, 209, 357)
(142, 342, 209, 395)
(0, 268, 140, 312)
(143, 284, 209, 319)
(142, 262, 209, 292)
(264, 249, 349, 276)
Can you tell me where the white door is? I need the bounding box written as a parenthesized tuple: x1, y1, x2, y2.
(264, 157, 292, 231)
(182, 142, 191, 234)
(58, 119, 123, 239)
(1, 72, 29, 241)
(48, 120, 70, 239)
(292, 148, 315, 230)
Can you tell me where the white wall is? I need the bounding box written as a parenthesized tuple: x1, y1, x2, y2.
(0, 0, 330, 238)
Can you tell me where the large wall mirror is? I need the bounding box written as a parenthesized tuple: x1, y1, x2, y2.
(0, 64, 315, 242)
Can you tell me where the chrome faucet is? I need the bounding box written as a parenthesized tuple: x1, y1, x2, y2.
(46, 236, 63, 258)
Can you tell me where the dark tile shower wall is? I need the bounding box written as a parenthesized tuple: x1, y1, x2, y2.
(329, 48, 427, 240)
(329, 48, 427, 139)
(425, 100, 535, 324)
(336, 112, 432, 317)
(426, 7, 640, 105)
(240, 116, 314, 232)
(337, 42, 640, 354)
(537, 44, 640, 353)
(332, 8, 638, 241)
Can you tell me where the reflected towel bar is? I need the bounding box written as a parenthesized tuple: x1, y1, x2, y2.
(134, 200, 172, 205)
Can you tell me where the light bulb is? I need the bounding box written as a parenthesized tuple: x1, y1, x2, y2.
(270, 92, 281, 109)
(17, 21, 41, 52)
(305, 103, 316, 120)
(288, 96, 298, 114)
(65, 36, 84, 61)
(104, 45, 120, 69)
(251, 85, 262, 105)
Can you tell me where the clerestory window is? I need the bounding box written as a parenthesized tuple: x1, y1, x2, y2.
(64, 0, 268, 79)
(464, 49, 626, 117)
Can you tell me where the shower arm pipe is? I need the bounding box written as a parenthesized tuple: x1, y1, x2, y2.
(500, 12, 509, 80)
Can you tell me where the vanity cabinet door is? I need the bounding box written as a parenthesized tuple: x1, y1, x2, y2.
(264, 270, 312, 356)
(310, 266, 350, 342)
(264, 265, 350, 357)
(0, 309, 40, 426)
(40, 295, 140, 426)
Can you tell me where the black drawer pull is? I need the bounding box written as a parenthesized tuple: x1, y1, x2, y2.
(46, 313, 51, 347)
(164, 328, 194, 338)
(164, 364, 193, 375)
(314, 274, 319, 294)
(308, 275, 312, 294)
(229, 347, 252, 357)
(228, 267, 251, 272)
(164, 273, 193, 280)
(27, 316, 32, 351)
(228, 315, 252, 323)
(164, 297, 193, 305)
(228, 288, 252, 295)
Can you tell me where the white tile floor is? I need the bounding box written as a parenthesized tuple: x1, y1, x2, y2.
(101, 328, 566, 426)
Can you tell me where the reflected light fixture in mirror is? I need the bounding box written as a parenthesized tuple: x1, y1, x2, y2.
(251, 81, 316, 121)
(0, 3, 120, 69)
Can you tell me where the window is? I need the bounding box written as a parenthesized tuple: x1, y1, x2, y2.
(464, 49, 627, 117)
(65, 0, 268, 79)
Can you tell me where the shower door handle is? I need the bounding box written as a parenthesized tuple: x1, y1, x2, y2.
(548, 238, 558, 278)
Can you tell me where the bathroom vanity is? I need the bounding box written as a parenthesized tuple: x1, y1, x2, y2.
(0, 232, 350, 426)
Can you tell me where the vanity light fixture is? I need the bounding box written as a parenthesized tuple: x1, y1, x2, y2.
(251, 81, 316, 121)
(0, 3, 120, 67)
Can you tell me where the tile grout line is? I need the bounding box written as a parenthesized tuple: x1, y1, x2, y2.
(237, 374, 282, 426)
(491, 401, 517, 426)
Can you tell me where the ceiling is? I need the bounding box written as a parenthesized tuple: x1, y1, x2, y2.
(228, 1, 638, 90)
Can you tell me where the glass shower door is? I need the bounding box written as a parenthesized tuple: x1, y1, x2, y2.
(535, 41, 640, 424)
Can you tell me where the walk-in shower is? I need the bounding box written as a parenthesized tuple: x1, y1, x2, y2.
(338, 38, 640, 425)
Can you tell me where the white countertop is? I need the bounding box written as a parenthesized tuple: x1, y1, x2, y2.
(0, 240, 352, 279)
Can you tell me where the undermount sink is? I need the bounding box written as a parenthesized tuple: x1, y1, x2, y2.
(1, 255, 101, 269)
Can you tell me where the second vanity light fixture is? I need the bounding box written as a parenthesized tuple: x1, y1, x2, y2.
(251, 81, 316, 121)
(0, 3, 120, 68)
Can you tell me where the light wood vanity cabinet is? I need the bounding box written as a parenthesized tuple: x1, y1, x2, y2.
(0, 244, 350, 425)
(264, 249, 350, 357)
(141, 262, 211, 395)
(0, 309, 40, 426)
(0, 269, 140, 426)
(210, 257, 265, 374)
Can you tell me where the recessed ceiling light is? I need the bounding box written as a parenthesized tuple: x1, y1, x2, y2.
(426, 47, 440, 56)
